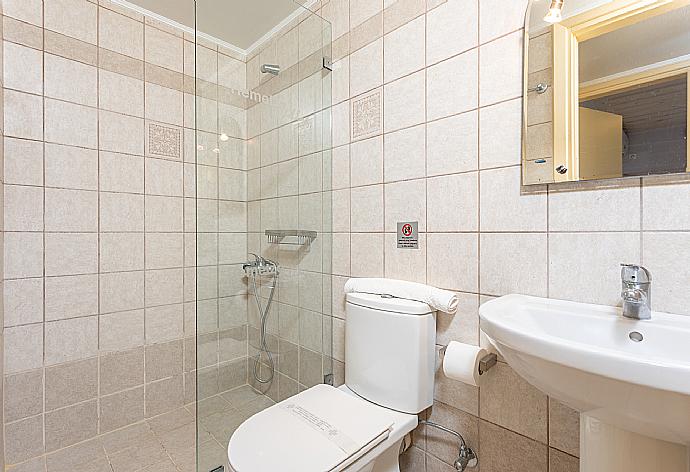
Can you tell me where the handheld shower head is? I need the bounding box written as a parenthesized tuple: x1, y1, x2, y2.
(261, 64, 280, 76)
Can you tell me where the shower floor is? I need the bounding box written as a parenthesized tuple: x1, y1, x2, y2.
(15, 386, 274, 472)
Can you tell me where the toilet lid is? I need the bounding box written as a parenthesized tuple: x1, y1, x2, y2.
(228, 384, 397, 472)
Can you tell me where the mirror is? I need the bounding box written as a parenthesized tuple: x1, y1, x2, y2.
(523, 0, 690, 185)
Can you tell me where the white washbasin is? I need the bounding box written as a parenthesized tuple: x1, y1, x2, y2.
(479, 294, 690, 445)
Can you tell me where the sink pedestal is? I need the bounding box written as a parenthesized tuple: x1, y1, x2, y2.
(580, 415, 688, 472)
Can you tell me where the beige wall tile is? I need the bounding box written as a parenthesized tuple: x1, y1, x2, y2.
(480, 166, 547, 231)
(5, 324, 44, 374)
(479, 233, 548, 297)
(427, 233, 478, 292)
(642, 179, 690, 230)
(384, 179, 426, 232)
(549, 232, 640, 306)
(384, 124, 426, 182)
(99, 271, 145, 314)
(427, 173, 478, 231)
(145, 83, 184, 126)
(350, 233, 384, 277)
(145, 196, 183, 232)
(384, 233, 427, 282)
(145, 25, 183, 73)
(45, 316, 98, 365)
(100, 232, 145, 272)
(4, 90, 44, 140)
(384, 70, 425, 132)
(100, 348, 144, 395)
(45, 188, 98, 232)
(4, 278, 44, 327)
(99, 7, 144, 59)
(45, 99, 98, 149)
(45, 0, 98, 44)
(4, 185, 43, 231)
(4, 17, 43, 50)
(479, 0, 527, 43)
(351, 0, 384, 29)
(3, 41, 43, 94)
(549, 181, 640, 232)
(99, 70, 145, 117)
(479, 420, 548, 472)
(4, 232, 44, 279)
(643, 232, 690, 315)
(549, 398, 580, 457)
(351, 185, 384, 232)
(384, 16, 425, 83)
(479, 30, 523, 107)
(44, 233, 98, 276)
(99, 309, 145, 353)
(45, 358, 97, 411)
(44, 274, 99, 321)
(100, 152, 144, 193)
(145, 376, 184, 417)
(479, 361, 548, 442)
(4, 137, 44, 186)
(44, 53, 98, 107)
(5, 415, 44, 463)
(427, 401, 479, 465)
(479, 98, 522, 169)
(100, 192, 144, 232)
(427, 110, 478, 176)
(427, 49, 478, 121)
(100, 388, 145, 433)
(45, 400, 98, 452)
(45, 143, 99, 190)
(549, 449, 579, 472)
(4, 369, 44, 423)
(3, 0, 43, 25)
(99, 110, 145, 155)
(426, 0, 478, 64)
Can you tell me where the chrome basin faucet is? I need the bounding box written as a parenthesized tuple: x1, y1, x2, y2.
(620, 264, 651, 320)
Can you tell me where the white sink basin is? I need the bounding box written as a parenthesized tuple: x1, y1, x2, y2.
(479, 294, 690, 445)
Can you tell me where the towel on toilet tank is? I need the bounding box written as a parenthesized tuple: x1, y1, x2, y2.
(344, 278, 459, 314)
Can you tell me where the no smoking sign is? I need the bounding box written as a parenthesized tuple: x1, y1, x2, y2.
(397, 221, 419, 249)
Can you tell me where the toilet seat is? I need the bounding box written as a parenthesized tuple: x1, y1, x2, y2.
(228, 384, 415, 472)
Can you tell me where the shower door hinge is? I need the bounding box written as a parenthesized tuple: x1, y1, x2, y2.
(324, 373, 334, 385)
(322, 57, 333, 71)
(209, 467, 224, 472)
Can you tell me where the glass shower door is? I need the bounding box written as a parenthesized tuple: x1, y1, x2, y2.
(193, 1, 332, 470)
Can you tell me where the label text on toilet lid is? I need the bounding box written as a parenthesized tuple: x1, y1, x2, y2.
(281, 403, 358, 454)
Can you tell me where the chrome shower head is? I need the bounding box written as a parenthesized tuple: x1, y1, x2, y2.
(260, 64, 280, 76)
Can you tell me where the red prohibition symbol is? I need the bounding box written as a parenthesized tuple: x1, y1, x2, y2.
(401, 224, 413, 237)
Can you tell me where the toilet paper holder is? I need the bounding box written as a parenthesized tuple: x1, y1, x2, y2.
(440, 346, 498, 375)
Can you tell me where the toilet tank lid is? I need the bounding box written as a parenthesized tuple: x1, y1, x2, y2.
(346, 293, 433, 315)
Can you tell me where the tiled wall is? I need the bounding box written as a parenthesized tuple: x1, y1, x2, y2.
(1, 0, 248, 467)
(0, 3, 5, 470)
(322, 0, 690, 470)
(241, 9, 335, 402)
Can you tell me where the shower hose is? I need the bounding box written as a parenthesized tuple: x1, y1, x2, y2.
(250, 267, 278, 384)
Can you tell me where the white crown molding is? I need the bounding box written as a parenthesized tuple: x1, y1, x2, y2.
(108, 0, 322, 59)
(244, 0, 319, 56)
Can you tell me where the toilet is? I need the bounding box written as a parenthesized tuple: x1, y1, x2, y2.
(227, 292, 437, 472)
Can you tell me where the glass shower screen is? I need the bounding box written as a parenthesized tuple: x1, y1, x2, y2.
(193, 1, 333, 470)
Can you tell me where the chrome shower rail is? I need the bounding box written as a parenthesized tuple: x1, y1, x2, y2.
(265, 229, 317, 246)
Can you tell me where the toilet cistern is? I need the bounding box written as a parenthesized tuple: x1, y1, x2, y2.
(620, 263, 651, 320)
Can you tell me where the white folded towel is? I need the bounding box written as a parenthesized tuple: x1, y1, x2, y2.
(344, 278, 459, 314)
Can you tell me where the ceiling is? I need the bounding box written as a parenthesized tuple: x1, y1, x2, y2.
(125, 0, 306, 51)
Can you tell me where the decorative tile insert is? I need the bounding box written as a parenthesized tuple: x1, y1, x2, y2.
(351, 88, 382, 141)
(147, 122, 181, 159)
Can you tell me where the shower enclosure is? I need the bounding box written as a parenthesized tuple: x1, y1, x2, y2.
(193, 2, 333, 470)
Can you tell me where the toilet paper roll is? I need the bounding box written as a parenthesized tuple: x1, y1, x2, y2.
(442, 341, 488, 387)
